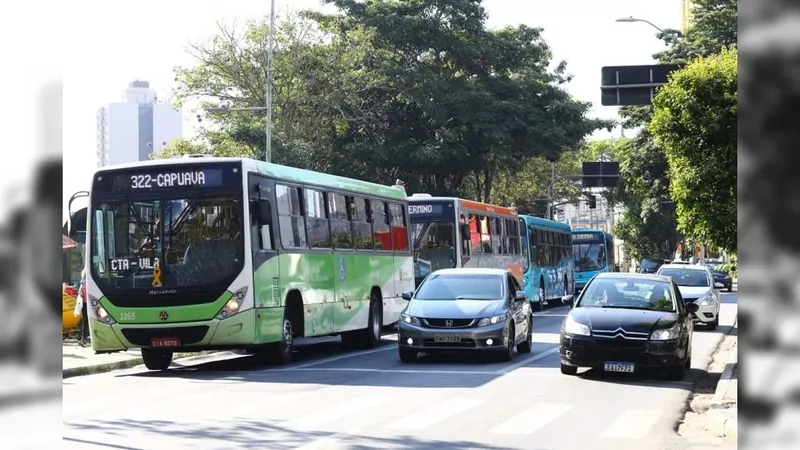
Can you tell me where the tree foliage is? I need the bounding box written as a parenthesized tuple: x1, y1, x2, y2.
(649, 48, 737, 251)
(609, 0, 737, 260)
(162, 0, 609, 203)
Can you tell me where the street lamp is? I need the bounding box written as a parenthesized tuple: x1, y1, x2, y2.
(206, 0, 275, 163)
(615, 16, 665, 33)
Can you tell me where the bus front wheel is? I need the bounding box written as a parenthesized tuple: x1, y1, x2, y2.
(269, 313, 294, 365)
(142, 349, 173, 371)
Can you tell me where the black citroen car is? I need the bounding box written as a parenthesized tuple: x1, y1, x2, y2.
(397, 268, 533, 362)
(559, 272, 698, 380)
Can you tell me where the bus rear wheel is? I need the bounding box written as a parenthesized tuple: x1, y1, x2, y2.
(342, 292, 382, 349)
(142, 349, 173, 371)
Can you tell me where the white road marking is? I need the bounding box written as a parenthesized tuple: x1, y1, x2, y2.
(292, 434, 350, 450)
(598, 408, 663, 439)
(271, 345, 396, 371)
(496, 347, 559, 373)
(284, 396, 391, 430)
(490, 403, 574, 434)
(385, 397, 484, 431)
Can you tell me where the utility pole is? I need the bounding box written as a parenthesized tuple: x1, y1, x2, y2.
(265, 0, 275, 163)
(548, 163, 556, 220)
(205, 1, 276, 162)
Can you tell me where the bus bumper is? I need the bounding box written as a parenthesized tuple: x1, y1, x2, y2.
(90, 308, 259, 353)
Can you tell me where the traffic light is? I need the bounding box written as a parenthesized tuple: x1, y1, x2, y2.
(588, 195, 597, 209)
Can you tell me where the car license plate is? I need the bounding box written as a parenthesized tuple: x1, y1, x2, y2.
(150, 337, 180, 348)
(433, 334, 461, 343)
(604, 362, 634, 373)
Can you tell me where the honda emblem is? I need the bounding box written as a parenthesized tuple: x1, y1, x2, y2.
(445, 320, 453, 327)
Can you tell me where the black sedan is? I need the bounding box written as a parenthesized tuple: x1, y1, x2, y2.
(559, 272, 698, 380)
(397, 268, 532, 362)
(707, 265, 733, 292)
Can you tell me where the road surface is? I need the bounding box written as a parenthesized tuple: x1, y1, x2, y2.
(63, 293, 738, 449)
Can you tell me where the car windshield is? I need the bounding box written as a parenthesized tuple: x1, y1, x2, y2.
(576, 278, 676, 312)
(414, 274, 503, 300)
(658, 268, 710, 287)
(641, 259, 663, 269)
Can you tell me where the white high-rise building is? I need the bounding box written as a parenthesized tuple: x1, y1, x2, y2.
(96, 80, 183, 167)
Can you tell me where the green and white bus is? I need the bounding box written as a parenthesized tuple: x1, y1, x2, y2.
(82, 156, 414, 370)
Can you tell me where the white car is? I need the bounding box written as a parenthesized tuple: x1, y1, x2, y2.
(656, 263, 721, 330)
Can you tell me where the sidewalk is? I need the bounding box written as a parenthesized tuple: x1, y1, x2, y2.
(677, 322, 738, 447)
(708, 341, 738, 443)
(63, 339, 225, 378)
(63, 340, 144, 378)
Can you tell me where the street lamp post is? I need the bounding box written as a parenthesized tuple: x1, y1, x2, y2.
(615, 16, 665, 33)
(207, 0, 276, 163)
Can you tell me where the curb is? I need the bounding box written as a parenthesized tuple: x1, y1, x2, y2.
(63, 350, 221, 379)
(708, 343, 738, 441)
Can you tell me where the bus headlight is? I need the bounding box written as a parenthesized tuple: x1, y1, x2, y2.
(90, 294, 116, 325)
(217, 286, 248, 319)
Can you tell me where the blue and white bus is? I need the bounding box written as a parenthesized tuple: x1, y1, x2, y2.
(520, 215, 574, 310)
(572, 228, 616, 294)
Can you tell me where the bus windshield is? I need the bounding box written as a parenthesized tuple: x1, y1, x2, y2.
(573, 242, 606, 272)
(90, 194, 244, 290)
(412, 221, 456, 271)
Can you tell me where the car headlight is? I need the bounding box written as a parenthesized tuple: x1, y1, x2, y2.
(216, 286, 248, 320)
(696, 294, 714, 306)
(650, 322, 681, 341)
(477, 315, 506, 327)
(400, 313, 422, 326)
(563, 315, 590, 336)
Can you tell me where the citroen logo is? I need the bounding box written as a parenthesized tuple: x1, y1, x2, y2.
(445, 320, 454, 327)
(159, 311, 168, 321)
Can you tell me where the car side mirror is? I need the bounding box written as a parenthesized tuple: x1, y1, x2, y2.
(685, 302, 699, 314)
(401, 290, 413, 301)
(564, 296, 574, 308)
(515, 291, 527, 302)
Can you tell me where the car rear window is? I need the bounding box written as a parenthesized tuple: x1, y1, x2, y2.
(658, 268, 710, 287)
(415, 274, 503, 300)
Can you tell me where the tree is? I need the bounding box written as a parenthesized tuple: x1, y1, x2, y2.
(612, 131, 681, 261)
(609, 0, 738, 261)
(649, 48, 737, 251)
(170, 0, 610, 200)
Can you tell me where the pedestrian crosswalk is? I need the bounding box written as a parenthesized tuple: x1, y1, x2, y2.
(64, 385, 673, 449)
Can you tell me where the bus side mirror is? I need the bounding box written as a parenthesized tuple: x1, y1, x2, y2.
(460, 223, 471, 240)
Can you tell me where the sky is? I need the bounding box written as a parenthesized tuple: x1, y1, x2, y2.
(0, 0, 683, 221)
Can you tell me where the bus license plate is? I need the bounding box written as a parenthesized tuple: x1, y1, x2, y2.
(151, 337, 180, 348)
(434, 334, 461, 343)
(604, 362, 634, 373)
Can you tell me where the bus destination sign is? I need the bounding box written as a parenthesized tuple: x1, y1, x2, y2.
(95, 163, 241, 194)
(573, 233, 601, 241)
(129, 169, 222, 190)
(408, 203, 444, 215)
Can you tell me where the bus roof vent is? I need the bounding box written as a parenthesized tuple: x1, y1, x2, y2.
(391, 178, 407, 193)
(182, 154, 214, 158)
(410, 193, 432, 198)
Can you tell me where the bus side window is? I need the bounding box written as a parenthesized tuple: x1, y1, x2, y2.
(251, 199, 274, 252)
